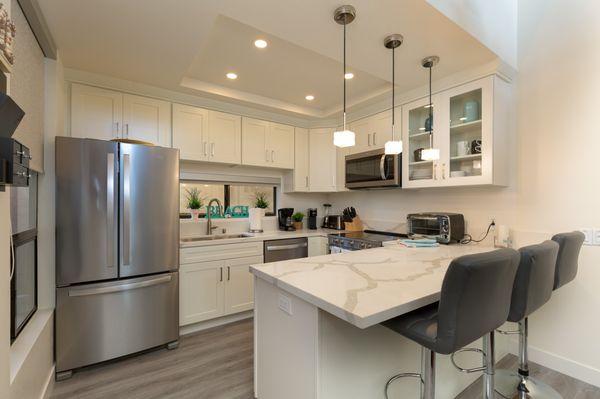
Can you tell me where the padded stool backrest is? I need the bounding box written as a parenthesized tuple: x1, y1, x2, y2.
(507, 241, 559, 322)
(551, 231, 585, 290)
(436, 248, 520, 354)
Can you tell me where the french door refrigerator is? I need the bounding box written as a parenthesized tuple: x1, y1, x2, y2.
(55, 137, 180, 380)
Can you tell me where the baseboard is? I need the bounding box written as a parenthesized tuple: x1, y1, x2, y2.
(41, 365, 55, 399)
(180, 311, 253, 336)
(509, 338, 600, 388)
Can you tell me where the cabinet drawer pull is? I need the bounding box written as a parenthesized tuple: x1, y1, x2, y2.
(211, 143, 215, 157)
(220, 267, 223, 282)
(114, 122, 119, 135)
(265, 150, 270, 162)
(373, 132, 377, 145)
(203, 142, 208, 156)
(227, 266, 231, 281)
(271, 150, 275, 162)
(367, 133, 371, 146)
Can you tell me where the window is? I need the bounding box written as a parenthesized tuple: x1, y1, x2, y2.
(180, 181, 277, 217)
(9, 172, 38, 342)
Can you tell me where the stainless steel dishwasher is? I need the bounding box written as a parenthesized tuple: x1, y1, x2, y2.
(264, 237, 308, 263)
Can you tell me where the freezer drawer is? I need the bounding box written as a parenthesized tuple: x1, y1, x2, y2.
(56, 272, 179, 373)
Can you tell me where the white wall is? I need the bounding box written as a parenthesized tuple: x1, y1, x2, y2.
(512, 0, 600, 385)
(330, 0, 600, 387)
(427, 0, 518, 70)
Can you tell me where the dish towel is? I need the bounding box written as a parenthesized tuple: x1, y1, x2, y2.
(399, 238, 439, 248)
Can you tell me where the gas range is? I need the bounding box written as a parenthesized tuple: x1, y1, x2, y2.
(328, 230, 409, 252)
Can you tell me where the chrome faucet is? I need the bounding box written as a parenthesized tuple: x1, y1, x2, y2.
(206, 198, 223, 235)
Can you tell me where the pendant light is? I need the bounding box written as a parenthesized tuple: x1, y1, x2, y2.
(420, 56, 440, 161)
(333, 5, 356, 148)
(383, 34, 403, 155)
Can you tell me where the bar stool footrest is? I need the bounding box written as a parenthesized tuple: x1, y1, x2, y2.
(450, 347, 487, 374)
(384, 372, 423, 399)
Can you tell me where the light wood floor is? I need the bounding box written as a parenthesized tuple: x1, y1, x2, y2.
(51, 318, 600, 399)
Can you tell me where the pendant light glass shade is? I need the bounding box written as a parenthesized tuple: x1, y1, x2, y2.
(383, 34, 403, 155)
(333, 129, 356, 147)
(421, 56, 440, 161)
(333, 6, 356, 148)
(421, 148, 440, 161)
(384, 140, 402, 154)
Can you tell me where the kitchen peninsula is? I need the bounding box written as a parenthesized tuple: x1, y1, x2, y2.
(251, 243, 511, 399)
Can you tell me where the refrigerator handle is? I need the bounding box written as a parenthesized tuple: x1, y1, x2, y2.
(123, 153, 131, 266)
(107, 153, 115, 269)
(68, 274, 172, 297)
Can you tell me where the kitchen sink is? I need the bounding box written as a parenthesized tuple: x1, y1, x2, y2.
(181, 234, 253, 242)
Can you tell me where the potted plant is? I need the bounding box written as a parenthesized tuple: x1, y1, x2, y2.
(292, 212, 304, 230)
(249, 191, 269, 232)
(185, 187, 204, 220)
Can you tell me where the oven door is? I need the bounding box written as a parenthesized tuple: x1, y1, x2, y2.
(345, 149, 401, 189)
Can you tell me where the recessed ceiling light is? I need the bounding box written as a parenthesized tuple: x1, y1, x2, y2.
(226, 72, 238, 80)
(254, 39, 268, 49)
(344, 72, 354, 80)
(305, 95, 315, 101)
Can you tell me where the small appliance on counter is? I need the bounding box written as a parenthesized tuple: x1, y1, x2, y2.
(322, 214, 345, 230)
(278, 208, 295, 231)
(307, 208, 318, 230)
(406, 212, 465, 244)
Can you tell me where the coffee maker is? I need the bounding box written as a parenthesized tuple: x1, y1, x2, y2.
(278, 208, 295, 231)
(307, 208, 317, 230)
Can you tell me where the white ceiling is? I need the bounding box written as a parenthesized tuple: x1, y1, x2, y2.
(36, 0, 498, 119)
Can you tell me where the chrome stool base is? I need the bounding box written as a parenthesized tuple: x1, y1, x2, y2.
(495, 369, 562, 399)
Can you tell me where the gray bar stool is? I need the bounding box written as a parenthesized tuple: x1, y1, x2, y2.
(495, 232, 584, 399)
(494, 241, 560, 398)
(381, 248, 520, 399)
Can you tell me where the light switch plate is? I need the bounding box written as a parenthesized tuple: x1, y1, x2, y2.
(580, 229, 593, 245)
(278, 294, 293, 316)
(593, 229, 600, 246)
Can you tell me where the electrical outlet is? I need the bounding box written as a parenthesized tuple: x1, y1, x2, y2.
(580, 228, 593, 245)
(278, 294, 293, 316)
(593, 229, 600, 246)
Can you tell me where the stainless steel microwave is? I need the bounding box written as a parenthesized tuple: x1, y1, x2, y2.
(345, 148, 402, 189)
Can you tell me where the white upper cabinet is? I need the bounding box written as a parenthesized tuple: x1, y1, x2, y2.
(172, 103, 209, 161)
(268, 122, 295, 169)
(208, 111, 241, 164)
(402, 75, 509, 188)
(123, 94, 171, 146)
(242, 117, 270, 167)
(347, 109, 395, 154)
(71, 83, 122, 141)
(173, 105, 241, 164)
(241, 118, 294, 169)
(71, 84, 170, 146)
(309, 128, 337, 192)
(292, 127, 310, 191)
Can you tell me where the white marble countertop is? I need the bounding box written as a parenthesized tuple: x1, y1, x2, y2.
(180, 228, 341, 248)
(250, 243, 494, 329)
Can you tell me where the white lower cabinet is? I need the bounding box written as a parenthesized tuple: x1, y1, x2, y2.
(179, 242, 263, 326)
(308, 236, 329, 256)
(179, 260, 224, 325)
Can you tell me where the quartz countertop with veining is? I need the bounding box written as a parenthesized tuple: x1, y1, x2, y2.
(250, 243, 494, 329)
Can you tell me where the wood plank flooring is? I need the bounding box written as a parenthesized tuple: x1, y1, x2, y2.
(51, 318, 600, 399)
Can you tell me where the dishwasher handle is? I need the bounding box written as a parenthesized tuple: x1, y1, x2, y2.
(265, 243, 308, 251)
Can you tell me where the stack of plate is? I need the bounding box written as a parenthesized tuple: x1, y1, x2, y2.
(410, 169, 432, 180)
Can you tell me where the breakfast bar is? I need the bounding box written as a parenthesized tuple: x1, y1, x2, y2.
(250, 243, 511, 399)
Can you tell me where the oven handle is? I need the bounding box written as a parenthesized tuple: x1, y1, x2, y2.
(380, 154, 388, 180)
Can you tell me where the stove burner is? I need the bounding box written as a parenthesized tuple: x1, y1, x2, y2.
(328, 230, 408, 251)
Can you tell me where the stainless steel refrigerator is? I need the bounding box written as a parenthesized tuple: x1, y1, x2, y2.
(55, 137, 180, 380)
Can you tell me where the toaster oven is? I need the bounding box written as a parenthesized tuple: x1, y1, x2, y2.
(407, 213, 465, 244)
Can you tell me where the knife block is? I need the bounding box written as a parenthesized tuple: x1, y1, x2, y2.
(344, 216, 364, 232)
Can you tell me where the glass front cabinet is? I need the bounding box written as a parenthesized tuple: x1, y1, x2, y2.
(401, 75, 509, 188)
